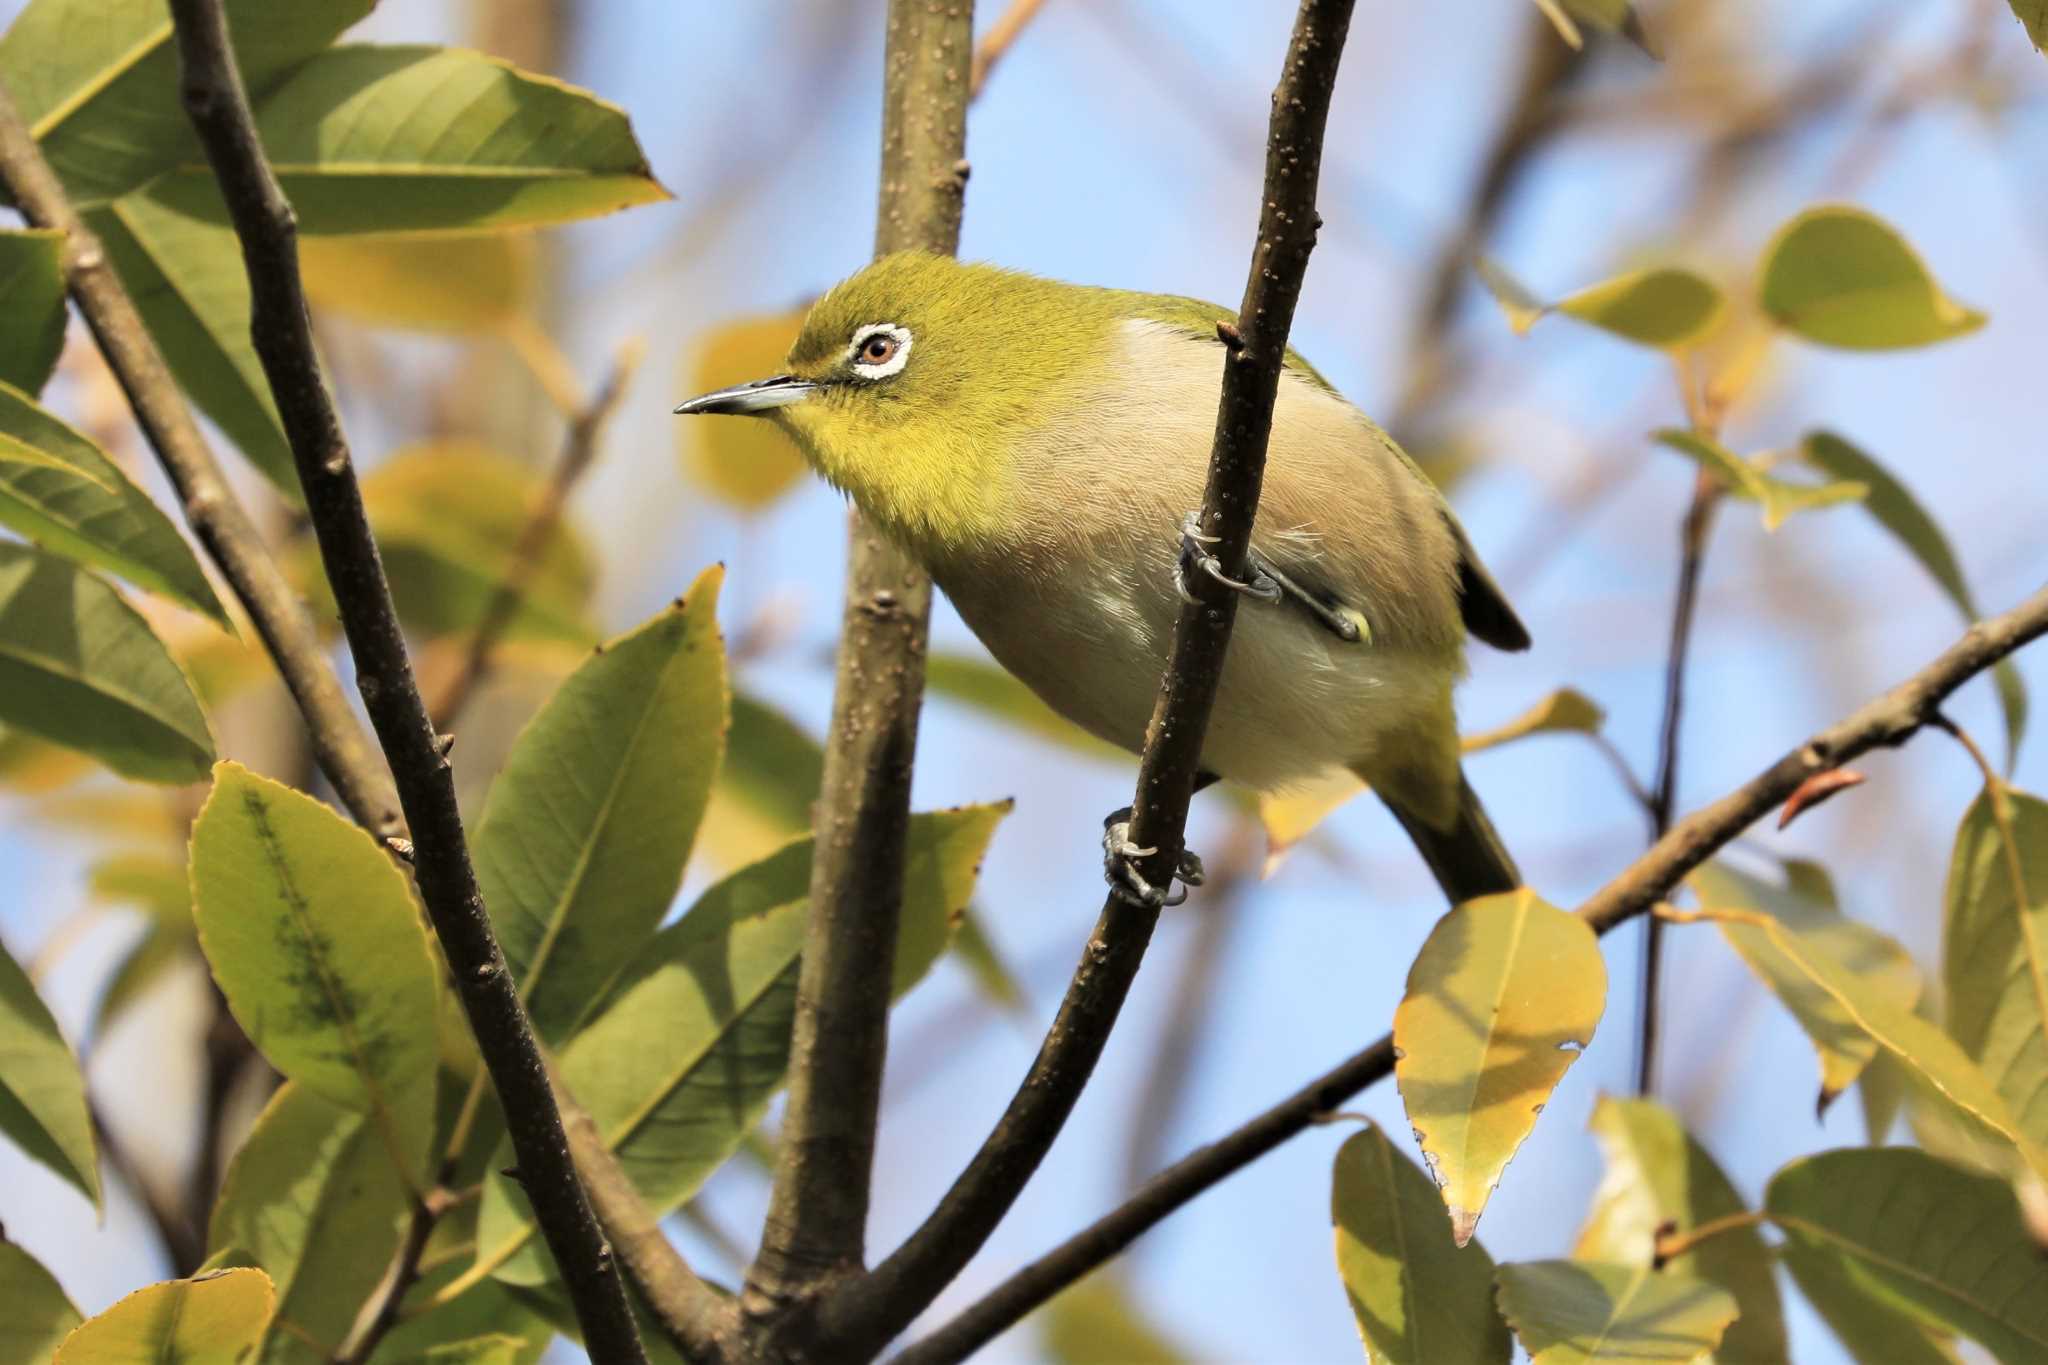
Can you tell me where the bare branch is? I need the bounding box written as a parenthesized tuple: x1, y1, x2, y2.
(163, 3, 651, 1358)
(971, 0, 1050, 96)
(897, 578, 2048, 1361)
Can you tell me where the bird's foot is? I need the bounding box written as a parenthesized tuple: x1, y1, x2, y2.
(1175, 511, 1281, 605)
(1101, 806, 1205, 908)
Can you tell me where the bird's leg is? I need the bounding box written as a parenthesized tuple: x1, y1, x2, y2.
(1176, 512, 1281, 605)
(1100, 772, 1218, 909)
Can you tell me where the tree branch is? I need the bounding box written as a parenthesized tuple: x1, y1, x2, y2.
(740, 0, 973, 1331)
(0, 85, 402, 840)
(812, 3, 1359, 1356)
(164, 4, 647, 1359)
(970, 0, 1049, 96)
(897, 578, 2048, 1361)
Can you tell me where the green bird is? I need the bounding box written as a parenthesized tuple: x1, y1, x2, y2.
(676, 252, 1530, 907)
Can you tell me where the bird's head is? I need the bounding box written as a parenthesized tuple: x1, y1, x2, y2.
(675, 252, 1111, 552)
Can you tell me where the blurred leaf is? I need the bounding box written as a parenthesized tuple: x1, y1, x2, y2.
(209, 1082, 408, 1365)
(366, 1260, 550, 1365)
(86, 189, 292, 488)
(473, 804, 1009, 1285)
(698, 692, 823, 870)
(1475, 256, 1546, 335)
(1038, 1271, 1193, 1365)
(475, 573, 728, 1043)
(1332, 1124, 1511, 1364)
(1856, 1048, 1908, 1146)
(1531, 0, 1655, 53)
(54, 1269, 274, 1363)
(0, 1239, 81, 1364)
(0, 381, 228, 625)
(1944, 784, 2048, 1148)
(0, 542, 213, 784)
(1494, 1261, 1736, 1364)
(680, 313, 809, 509)
(1800, 431, 2026, 764)
(1690, 862, 1920, 1109)
(1257, 768, 1367, 874)
(925, 650, 1125, 763)
(0, 0, 370, 206)
(1655, 429, 1866, 531)
(1393, 888, 1606, 1245)
(89, 851, 194, 1034)
(153, 46, 668, 235)
(1759, 206, 1985, 350)
(951, 908, 1025, 1013)
(301, 233, 534, 333)
(1785, 1236, 1963, 1365)
(2010, 1, 2047, 52)
(0, 228, 66, 393)
(1572, 1096, 1787, 1363)
(1769, 1148, 2048, 1361)
(1554, 268, 1722, 349)
(1462, 688, 1606, 756)
(189, 762, 438, 1185)
(0, 935, 98, 1206)
(423, 1339, 529, 1365)
(0, 721, 94, 791)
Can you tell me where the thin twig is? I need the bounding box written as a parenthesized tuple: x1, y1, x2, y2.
(428, 344, 641, 729)
(1652, 1209, 1768, 1267)
(970, 0, 1049, 96)
(737, 0, 973, 1341)
(812, 3, 1359, 1357)
(0, 85, 403, 840)
(163, 4, 650, 1359)
(894, 580, 2048, 1361)
(335, 1185, 458, 1365)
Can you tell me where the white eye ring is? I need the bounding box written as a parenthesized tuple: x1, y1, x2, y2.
(847, 323, 913, 379)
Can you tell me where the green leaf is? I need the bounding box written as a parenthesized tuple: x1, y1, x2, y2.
(209, 1082, 409, 1364)
(0, 936, 97, 1207)
(2010, 1, 2047, 52)
(0, 229, 67, 393)
(1784, 1237, 1963, 1365)
(85, 190, 293, 488)
(0, 0, 371, 206)
(1393, 888, 1607, 1245)
(471, 803, 1010, 1285)
(366, 1261, 550, 1365)
(1461, 688, 1607, 756)
(0, 1239, 82, 1364)
(1689, 861, 1921, 1109)
(1759, 206, 1986, 349)
(1572, 1096, 1787, 1363)
(1655, 429, 1867, 531)
(1944, 784, 2048, 1148)
(1332, 1124, 1511, 1365)
(1495, 1261, 1736, 1364)
(0, 542, 213, 784)
(88, 851, 195, 1035)
(1531, 0, 1656, 53)
(0, 381, 228, 625)
(1554, 268, 1723, 349)
(423, 1339, 530, 1365)
(152, 45, 668, 235)
(475, 571, 728, 1042)
(1038, 1272, 1192, 1365)
(1800, 431, 2026, 764)
(52, 1267, 276, 1364)
(1768, 1148, 2048, 1362)
(189, 762, 438, 1186)
(925, 650, 1126, 763)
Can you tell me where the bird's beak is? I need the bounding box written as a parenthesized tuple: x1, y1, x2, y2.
(672, 374, 817, 416)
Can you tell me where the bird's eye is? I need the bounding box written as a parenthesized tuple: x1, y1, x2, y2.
(861, 334, 898, 365)
(847, 324, 912, 378)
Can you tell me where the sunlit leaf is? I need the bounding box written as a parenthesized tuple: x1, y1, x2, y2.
(475, 572, 728, 1043)
(680, 313, 809, 509)
(1393, 888, 1606, 1244)
(1944, 784, 2048, 1148)
(1332, 1124, 1511, 1364)
(0, 228, 66, 393)
(209, 1082, 408, 1365)
(2009, 1, 2047, 53)
(1494, 1260, 1736, 1364)
(189, 762, 438, 1185)
(88, 851, 194, 1035)
(301, 233, 535, 333)
(1462, 689, 1607, 755)
(422, 1338, 530, 1365)
(0, 381, 227, 625)
(1257, 769, 1367, 874)
(1689, 861, 1920, 1110)
(366, 1259, 550, 1365)
(1759, 206, 1985, 350)
(52, 1267, 275, 1364)
(1769, 1147, 2048, 1362)
(0, 1239, 81, 1364)
(1554, 268, 1722, 349)
(1572, 1096, 1787, 1363)
(1532, 0, 1656, 53)
(1655, 429, 1866, 531)
(1856, 1048, 1908, 1146)
(0, 935, 98, 1206)
(0, 542, 213, 784)
(1801, 431, 2026, 762)
(1038, 1271, 1192, 1365)
(1475, 257, 1546, 335)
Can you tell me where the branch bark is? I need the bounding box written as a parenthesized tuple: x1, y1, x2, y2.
(898, 578, 2048, 1361)
(739, 0, 973, 1333)
(164, 4, 646, 1359)
(812, 3, 1359, 1356)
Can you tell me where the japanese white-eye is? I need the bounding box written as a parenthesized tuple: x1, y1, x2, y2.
(676, 252, 1530, 904)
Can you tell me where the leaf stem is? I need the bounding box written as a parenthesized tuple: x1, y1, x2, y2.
(1652, 1210, 1769, 1268)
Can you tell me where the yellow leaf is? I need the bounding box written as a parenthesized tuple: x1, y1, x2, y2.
(1463, 689, 1607, 756)
(300, 233, 535, 333)
(1554, 267, 1725, 350)
(1258, 770, 1368, 874)
(53, 1268, 275, 1364)
(679, 313, 811, 509)
(1394, 888, 1607, 1244)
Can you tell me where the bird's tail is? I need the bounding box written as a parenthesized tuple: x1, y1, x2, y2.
(1381, 767, 1521, 905)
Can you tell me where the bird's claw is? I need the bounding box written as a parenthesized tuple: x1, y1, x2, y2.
(1102, 807, 1205, 909)
(1175, 512, 1281, 605)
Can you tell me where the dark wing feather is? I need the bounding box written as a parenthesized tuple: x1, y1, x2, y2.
(1443, 512, 1531, 652)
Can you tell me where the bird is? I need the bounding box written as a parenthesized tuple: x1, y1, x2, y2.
(675, 251, 1530, 908)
